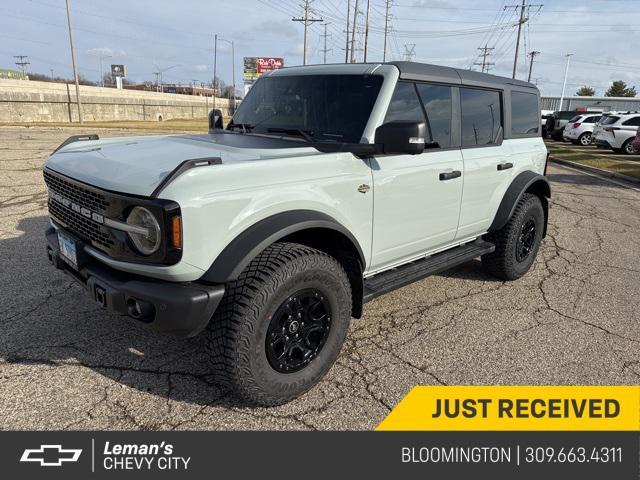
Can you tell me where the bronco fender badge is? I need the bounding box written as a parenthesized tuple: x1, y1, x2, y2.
(357, 184, 370, 194)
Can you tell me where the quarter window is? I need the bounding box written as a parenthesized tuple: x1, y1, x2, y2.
(384, 82, 425, 124)
(416, 84, 453, 148)
(510, 91, 539, 135)
(461, 88, 502, 146)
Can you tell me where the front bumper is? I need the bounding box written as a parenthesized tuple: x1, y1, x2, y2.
(46, 225, 224, 337)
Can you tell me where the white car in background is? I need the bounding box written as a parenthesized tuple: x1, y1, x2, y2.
(593, 113, 640, 154)
(562, 113, 601, 145)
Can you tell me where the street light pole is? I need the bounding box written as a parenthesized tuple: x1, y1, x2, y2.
(219, 38, 236, 114)
(213, 34, 218, 110)
(559, 53, 573, 111)
(65, 0, 83, 123)
(99, 54, 112, 87)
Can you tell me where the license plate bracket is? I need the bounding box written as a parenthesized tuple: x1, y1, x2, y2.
(57, 231, 79, 270)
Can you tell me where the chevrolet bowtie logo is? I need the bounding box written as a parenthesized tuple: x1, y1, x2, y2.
(20, 445, 82, 467)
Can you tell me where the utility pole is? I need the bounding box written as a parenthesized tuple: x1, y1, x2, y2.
(65, 0, 83, 123)
(50, 69, 54, 80)
(153, 71, 160, 92)
(350, 0, 359, 63)
(403, 44, 416, 62)
(559, 53, 573, 111)
(508, 0, 543, 79)
(474, 45, 495, 73)
(527, 50, 540, 82)
(345, 0, 351, 63)
(320, 23, 332, 64)
(383, 0, 392, 61)
(363, 0, 371, 62)
(292, 0, 323, 65)
(99, 54, 112, 87)
(13, 55, 30, 79)
(213, 34, 217, 110)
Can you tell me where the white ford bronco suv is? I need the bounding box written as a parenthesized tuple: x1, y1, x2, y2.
(44, 62, 549, 405)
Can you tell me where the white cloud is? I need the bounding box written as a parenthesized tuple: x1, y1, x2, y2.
(285, 43, 305, 56)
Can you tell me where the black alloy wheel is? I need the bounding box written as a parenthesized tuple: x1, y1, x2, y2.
(515, 218, 537, 262)
(266, 288, 332, 373)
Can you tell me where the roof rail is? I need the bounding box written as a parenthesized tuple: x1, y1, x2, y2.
(52, 134, 99, 153)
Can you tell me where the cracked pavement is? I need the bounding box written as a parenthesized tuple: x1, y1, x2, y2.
(1, 126, 639, 430)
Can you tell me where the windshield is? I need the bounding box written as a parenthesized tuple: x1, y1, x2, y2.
(230, 74, 384, 143)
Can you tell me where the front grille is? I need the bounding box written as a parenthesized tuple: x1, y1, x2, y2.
(48, 198, 115, 249)
(44, 170, 116, 251)
(44, 170, 110, 212)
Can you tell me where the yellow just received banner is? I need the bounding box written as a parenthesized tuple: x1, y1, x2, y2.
(377, 386, 640, 431)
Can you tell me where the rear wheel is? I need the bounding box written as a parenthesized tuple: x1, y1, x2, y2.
(623, 138, 638, 155)
(205, 242, 352, 406)
(578, 132, 592, 146)
(482, 193, 545, 281)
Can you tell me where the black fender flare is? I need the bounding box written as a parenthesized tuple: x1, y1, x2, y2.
(489, 171, 551, 236)
(200, 210, 366, 283)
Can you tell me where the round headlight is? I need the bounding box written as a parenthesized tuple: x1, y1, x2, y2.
(126, 207, 161, 255)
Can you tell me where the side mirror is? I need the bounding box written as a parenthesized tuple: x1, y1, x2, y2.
(208, 108, 224, 132)
(375, 121, 426, 155)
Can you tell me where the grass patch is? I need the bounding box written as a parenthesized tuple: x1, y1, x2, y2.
(553, 155, 640, 180)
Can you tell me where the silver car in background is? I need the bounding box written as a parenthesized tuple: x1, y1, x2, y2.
(562, 114, 601, 145)
(593, 113, 640, 154)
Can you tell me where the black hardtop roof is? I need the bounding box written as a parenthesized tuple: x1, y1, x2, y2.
(388, 61, 537, 91)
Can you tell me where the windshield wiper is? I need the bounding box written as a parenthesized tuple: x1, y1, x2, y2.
(226, 122, 254, 133)
(266, 127, 314, 143)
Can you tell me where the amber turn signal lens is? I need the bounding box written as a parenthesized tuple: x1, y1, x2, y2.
(171, 216, 182, 249)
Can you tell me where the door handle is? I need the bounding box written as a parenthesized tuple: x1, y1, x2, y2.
(497, 162, 514, 171)
(439, 170, 462, 181)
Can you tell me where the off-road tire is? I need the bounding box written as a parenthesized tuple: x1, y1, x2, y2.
(481, 193, 544, 281)
(205, 242, 352, 406)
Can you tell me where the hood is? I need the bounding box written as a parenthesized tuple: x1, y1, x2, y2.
(45, 132, 318, 197)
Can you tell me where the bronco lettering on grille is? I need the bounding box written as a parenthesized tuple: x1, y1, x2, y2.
(49, 191, 105, 224)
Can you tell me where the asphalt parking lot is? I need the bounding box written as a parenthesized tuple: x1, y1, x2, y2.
(1, 126, 639, 430)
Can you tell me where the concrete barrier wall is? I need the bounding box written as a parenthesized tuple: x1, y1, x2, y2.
(0, 79, 234, 123)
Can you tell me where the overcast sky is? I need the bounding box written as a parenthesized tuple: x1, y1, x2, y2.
(2, 0, 639, 96)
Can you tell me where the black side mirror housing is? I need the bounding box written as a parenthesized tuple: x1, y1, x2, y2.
(375, 121, 426, 155)
(209, 108, 224, 132)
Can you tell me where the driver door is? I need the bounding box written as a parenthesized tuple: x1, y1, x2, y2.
(370, 82, 463, 271)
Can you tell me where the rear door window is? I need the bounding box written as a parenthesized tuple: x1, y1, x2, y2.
(510, 91, 539, 135)
(416, 84, 453, 148)
(461, 88, 502, 146)
(623, 117, 640, 126)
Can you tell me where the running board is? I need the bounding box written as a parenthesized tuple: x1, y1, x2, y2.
(363, 239, 495, 302)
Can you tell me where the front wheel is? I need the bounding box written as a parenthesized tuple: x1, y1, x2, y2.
(482, 193, 545, 281)
(205, 242, 352, 406)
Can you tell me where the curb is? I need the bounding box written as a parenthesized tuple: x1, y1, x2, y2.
(549, 156, 640, 186)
